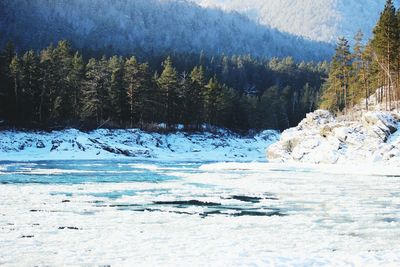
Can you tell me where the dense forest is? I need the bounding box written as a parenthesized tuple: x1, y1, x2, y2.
(0, 42, 328, 132)
(321, 0, 400, 113)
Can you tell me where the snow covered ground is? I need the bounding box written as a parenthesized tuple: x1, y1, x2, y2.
(0, 129, 279, 162)
(268, 109, 400, 165)
(0, 161, 399, 266)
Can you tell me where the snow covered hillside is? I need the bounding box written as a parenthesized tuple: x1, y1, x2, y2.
(0, 0, 332, 60)
(0, 129, 279, 162)
(268, 109, 400, 165)
(192, 0, 399, 43)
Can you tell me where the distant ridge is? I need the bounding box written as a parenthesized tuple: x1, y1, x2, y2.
(192, 0, 399, 43)
(0, 0, 333, 60)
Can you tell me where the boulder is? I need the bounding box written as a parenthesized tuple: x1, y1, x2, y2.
(363, 112, 398, 134)
(36, 141, 45, 149)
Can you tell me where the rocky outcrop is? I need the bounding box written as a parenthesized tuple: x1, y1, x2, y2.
(267, 109, 400, 165)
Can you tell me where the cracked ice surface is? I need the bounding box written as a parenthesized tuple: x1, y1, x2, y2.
(0, 161, 399, 266)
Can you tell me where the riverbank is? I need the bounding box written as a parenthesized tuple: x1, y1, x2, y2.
(0, 128, 279, 162)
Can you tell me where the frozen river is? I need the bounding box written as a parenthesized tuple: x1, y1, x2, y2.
(0, 160, 399, 266)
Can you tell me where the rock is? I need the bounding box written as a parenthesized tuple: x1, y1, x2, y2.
(51, 140, 62, 151)
(266, 109, 400, 165)
(363, 112, 398, 134)
(75, 141, 85, 151)
(305, 109, 335, 126)
(320, 125, 332, 138)
(333, 127, 348, 143)
(36, 141, 45, 149)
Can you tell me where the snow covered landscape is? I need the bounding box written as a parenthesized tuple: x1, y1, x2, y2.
(2, 0, 400, 266)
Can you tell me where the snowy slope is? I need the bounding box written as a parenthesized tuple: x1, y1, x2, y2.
(192, 0, 399, 43)
(0, 0, 333, 60)
(0, 129, 279, 162)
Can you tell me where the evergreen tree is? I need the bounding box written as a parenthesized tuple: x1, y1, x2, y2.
(203, 75, 221, 126)
(0, 42, 15, 121)
(371, 0, 399, 109)
(136, 63, 154, 126)
(124, 57, 153, 127)
(52, 41, 74, 121)
(320, 37, 352, 112)
(69, 52, 85, 121)
(187, 65, 206, 129)
(158, 57, 179, 128)
(109, 56, 126, 125)
(19, 50, 41, 122)
(82, 57, 110, 124)
(9, 55, 20, 122)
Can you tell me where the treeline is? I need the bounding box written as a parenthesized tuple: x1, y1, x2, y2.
(0, 41, 328, 131)
(321, 0, 400, 112)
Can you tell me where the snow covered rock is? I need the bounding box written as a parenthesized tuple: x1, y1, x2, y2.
(267, 110, 400, 165)
(0, 128, 280, 162)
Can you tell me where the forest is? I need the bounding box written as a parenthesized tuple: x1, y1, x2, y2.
(321, 0, 400, 113)
(0, 42, 328, 132)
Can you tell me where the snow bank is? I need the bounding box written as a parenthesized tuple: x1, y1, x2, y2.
(267, 109, 400, 165)
(0, 129, 279, 162)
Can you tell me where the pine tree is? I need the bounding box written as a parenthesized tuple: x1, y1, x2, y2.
(108, 56, 126, 126)
(396, 9, 400, 105)
(69, 52, 85, 121)
(203, 75, 221, 127)
(0, 42, 15, 121)
(124, 56, 153, 127)
(350, 30, 365, 108)
(82, 57, 110, 125)
(9, 55, 20, 122)
(320, 37, 352, 112)
(188, 65, 206, 129)
(136, 63, 153, 126)
(20, 50, 41, 122)
(157, 57, 179, 128)
(371, 0, 399, 109)
(53, 41, 74, 121)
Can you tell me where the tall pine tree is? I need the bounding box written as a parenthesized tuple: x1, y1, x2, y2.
(371, 0, 399, 109)
(158, 57, 179, 128)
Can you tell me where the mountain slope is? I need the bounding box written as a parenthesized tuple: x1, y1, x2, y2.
(0, 0, 332, 60)
(192, 0, 399, 43)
